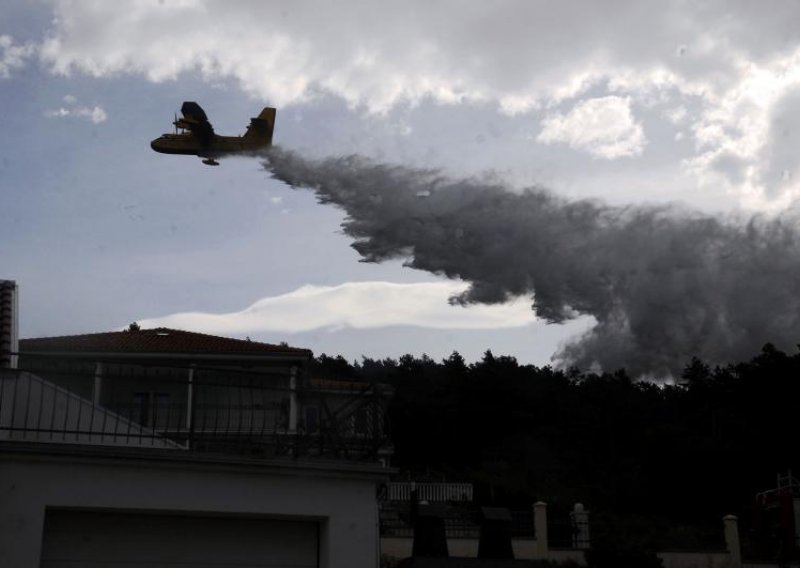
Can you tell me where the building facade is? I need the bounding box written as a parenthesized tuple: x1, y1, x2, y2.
(1, 327, 392, 568)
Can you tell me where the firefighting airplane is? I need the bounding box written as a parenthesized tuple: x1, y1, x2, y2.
(150, 102, 276, 166)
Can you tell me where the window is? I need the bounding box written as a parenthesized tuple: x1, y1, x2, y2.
(131, 392, 171, 428)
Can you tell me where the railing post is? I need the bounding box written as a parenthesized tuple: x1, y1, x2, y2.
(186, 365, 195, 450)
(534, 501, 549, 558)
(288, 366, 298, 434)
(92, 362, 103, 406)
(723, 514, 741, 568)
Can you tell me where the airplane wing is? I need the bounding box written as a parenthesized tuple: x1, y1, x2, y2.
(176, 101, 215, 141)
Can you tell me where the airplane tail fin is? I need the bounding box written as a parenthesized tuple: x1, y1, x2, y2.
(243, 107, 276, 148)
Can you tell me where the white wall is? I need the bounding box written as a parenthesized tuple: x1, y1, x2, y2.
(380, 538, 741, 568)
(380, 536, 565, 563)
(0, 443, 387, 568)
(658, 551, 736, 568)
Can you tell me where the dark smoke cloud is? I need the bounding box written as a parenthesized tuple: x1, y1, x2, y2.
(263, 147, 800, 377)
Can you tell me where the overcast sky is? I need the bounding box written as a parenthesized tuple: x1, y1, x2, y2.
(3, 1, 800, 371)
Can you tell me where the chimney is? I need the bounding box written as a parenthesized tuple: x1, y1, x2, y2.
(0, 280, 19, 369)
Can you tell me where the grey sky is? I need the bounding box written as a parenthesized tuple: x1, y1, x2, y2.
(3, 1, 800, 371)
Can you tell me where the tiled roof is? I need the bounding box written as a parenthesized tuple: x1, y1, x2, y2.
(19, 328, 311, 357)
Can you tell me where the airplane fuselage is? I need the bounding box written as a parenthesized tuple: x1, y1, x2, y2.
(150, 133, 268, 158)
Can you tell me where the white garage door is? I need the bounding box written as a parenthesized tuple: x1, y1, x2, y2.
(40, 510, 319, 568)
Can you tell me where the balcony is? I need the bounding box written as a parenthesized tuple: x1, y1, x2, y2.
(0, 356, 391, 464)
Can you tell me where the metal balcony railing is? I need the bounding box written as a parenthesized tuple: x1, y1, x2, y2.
(0, 356, 391, 463)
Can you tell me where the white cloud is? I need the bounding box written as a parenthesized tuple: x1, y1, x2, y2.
(538, 96, 646, 159)
(32, 1, 785, 111)
(89, 106, 107, 123)
(682, 48, 800, 208)
(23, 0, 800, 204)
(665, 105, 687, 124)
(0, 35, 35, 78)
(44, 94, 107, 123)
(138, 281, 538, 334)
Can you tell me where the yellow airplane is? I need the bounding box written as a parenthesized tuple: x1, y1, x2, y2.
(151, 102, 276, 166)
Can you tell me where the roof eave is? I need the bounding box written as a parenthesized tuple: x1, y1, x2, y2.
(18, 350, 312, 363)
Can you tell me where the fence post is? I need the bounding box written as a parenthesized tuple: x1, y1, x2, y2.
(723, 514, 741, 568)
(534, 501, 549, 558)
(571, 503, 590, 549)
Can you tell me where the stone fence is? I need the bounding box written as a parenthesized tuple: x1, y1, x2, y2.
(380, 502, 746, 568)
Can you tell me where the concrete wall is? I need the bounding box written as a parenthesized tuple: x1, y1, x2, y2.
(0, 443, 387, 568)
(658, 551, 736, 568)
(381, 537, 740, 568)
(549, 548, 588, 564)
(380, 537, 563, 563)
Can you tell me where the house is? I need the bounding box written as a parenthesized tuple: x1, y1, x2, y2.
(0, 322, 392, 568)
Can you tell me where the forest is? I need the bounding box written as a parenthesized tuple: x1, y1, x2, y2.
(311, 343, 800, 549)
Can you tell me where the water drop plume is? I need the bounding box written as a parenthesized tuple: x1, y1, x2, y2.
(264, 147, 800, 377)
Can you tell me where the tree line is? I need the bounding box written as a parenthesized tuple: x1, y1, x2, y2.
(311, 344, 800, 548)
